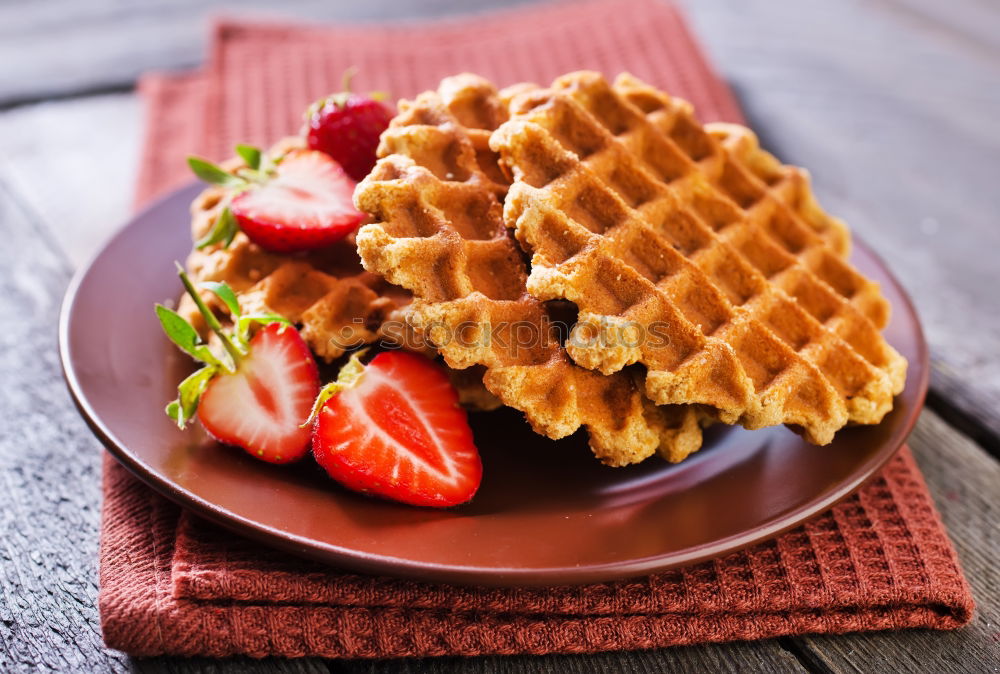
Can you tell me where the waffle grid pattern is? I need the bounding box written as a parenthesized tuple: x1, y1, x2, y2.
(355, 75, 702, 465)
(611, 76, 902, 385)
(494, 72, 906, 443)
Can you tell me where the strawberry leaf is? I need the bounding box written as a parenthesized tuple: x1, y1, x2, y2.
(235, 144, 262, 170)
(174, 263, 245, 367)
(301, 348, 368, 428)
(164, 364, 218, 429)
(200, 280, 241, 319)
(155, 304, 220, 366)
(188, 156, 245, 187)
(195, 205, 239, 250)
(177, 364, 218, 427)
(165, 400, 183, 426)
(236, 313, 292, 344)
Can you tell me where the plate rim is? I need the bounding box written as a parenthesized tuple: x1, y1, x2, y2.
(59, 181, 929, 587)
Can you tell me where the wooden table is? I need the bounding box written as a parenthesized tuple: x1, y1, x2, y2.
(1, 1, 997, 671)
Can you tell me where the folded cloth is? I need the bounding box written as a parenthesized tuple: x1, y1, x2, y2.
(101, 0, 974, 658)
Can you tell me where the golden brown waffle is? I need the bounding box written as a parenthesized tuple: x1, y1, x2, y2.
(354, 74, 703, 465)
(493, 72, 907, 444)
(703, 124, 851, 260)
(612, 76, 889, 331)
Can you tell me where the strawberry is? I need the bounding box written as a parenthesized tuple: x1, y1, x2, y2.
(156, 266, 319, 463)
(308, 350, 482, 507)
(303, 72, 393, 182)
(229, 150, 363, 253)
(187, 145, 364, 254)
(197, 322, 319, 463)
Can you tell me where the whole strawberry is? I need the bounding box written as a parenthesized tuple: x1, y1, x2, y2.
(304, 71, 392, 181)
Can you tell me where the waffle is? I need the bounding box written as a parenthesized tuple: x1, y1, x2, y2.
(492, 72, 907, 444)
(354, 74, 704, 465)
(702, 124, 852, 261)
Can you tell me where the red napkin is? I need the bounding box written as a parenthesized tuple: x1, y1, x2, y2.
(104, 0, 974, 658)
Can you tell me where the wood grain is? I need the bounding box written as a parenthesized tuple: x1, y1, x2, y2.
(0, 182, 126, 671)
(0, 94, 140, 267)
(0, 0, 537, 106)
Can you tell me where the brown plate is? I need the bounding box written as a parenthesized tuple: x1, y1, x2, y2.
(60, 183, 928, 587)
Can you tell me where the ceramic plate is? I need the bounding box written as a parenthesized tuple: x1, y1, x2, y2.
(60, 183, 928, 586)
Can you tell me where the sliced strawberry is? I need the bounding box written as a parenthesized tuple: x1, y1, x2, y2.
(198, 322, 320, 463)
(304, 90, 392, 181)
(311, 351, 482, 507)
(229, 150, 364, 253)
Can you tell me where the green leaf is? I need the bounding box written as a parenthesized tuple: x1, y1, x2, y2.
(236, 313, 292, 342)
(155, 304, 220, 366)
(164, 364, 216, 429)
(174, 264, 244, 369)
(200, 281, 241, 319)
(176, 364, 218, 426)
(235, 144, 262, 170)
(194, 206, 239, 250)
(300, 348, 369, 428)
(165, 400, 183, 428)
(187, 156, 245, 187)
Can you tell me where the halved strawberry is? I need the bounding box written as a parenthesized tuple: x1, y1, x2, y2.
(198, 322, 319, 463)
(156, 267, 320, 464)
(187, 146, 365, 254)
(230, 150, 364, 253)
(310, 351, 482, 507)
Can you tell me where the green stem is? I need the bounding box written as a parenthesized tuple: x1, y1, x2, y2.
(175, 263, 243, 366)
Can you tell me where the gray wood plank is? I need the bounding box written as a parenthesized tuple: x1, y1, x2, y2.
(790, 411, 1000, 672)
(0, 0, 537, 106)
(0, 181, 126, 671)
(0, 93, 141, 268)
(876, 0, 1000, 61)
(677, 0, 1000, 445)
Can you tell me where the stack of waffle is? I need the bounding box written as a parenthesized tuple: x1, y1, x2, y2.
(182, 71, 907, 466)
(355, 72, 906, 465)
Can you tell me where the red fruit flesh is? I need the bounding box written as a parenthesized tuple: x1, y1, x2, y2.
(230, 150, 364, 253)
(305, 95, 392, 182)
(198, 323, 320, 464)
(312, 351, 482, 507)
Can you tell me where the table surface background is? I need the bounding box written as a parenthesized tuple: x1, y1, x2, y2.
(0, 0, 997, 671)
